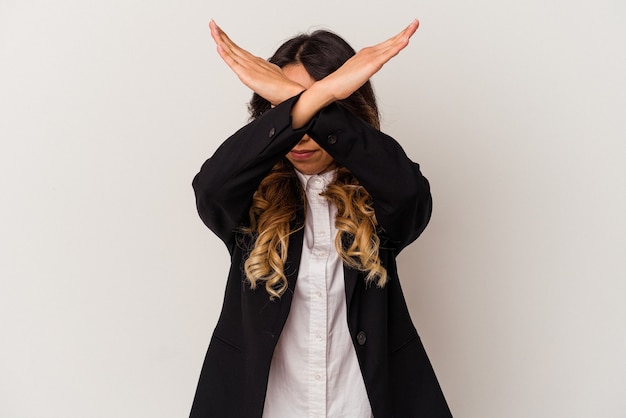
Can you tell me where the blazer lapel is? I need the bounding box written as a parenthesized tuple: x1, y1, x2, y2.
(343, 265, 359, 313)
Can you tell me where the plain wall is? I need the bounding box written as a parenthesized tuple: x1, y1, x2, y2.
(1, 0, 625, 416)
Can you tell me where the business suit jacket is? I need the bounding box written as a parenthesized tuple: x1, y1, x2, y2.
(190, 95, 452, 417)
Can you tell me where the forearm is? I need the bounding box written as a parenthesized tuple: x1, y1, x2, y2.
(290, 81, 336, 129)
(306, 103, 432, 249)
(193, 95, 308, 246)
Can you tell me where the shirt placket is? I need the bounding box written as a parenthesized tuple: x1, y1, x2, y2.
(307, 176, 331, 418)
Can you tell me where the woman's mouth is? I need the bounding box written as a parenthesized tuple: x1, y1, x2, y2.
(289, 149, 316, 160)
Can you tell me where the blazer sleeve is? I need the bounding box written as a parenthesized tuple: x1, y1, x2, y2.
(306, 103, 432, 252)
(192, 95, 310, 251)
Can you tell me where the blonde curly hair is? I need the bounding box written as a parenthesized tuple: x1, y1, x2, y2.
(242, 161, 387, 300)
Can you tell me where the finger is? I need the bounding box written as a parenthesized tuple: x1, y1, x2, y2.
(210, 21, 261, 66)
(209, 21, 241, 57)
(210, 24, 267, 86)
(209, 20, 232, 54)
(402, 19, 420, 40)
(210, 21, 256, 62)
(210, 21, 243, 56)
(390, 19, 419, 44)
(373, 20, 420, 60)
(373, 19, 419, 53)
(210, 28, 238, 66)
(210, 27, 255, 75)
(216, 42, 243, 72)
(212, 23, 240, 53)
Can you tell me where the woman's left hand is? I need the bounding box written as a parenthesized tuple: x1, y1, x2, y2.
(209, 20, 305, 106)
(290, 20, 419, 128)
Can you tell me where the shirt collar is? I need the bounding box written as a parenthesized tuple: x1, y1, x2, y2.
(295, 168, 337, 189)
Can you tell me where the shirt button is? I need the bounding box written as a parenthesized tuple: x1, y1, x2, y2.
(327, 134, 337, 144)
(268, 127, 276, 138)
(357, 331, 367, 346)
(316, 291, 323, 298)
(315, 374, 321, 381)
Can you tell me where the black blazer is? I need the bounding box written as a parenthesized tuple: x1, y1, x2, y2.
(190, 95, 452, 417)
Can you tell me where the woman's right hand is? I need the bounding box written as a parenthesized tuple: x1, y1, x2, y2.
(209, 20, 305, 106)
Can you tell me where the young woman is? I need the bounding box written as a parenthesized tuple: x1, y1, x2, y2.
(190, 20, 452, 417)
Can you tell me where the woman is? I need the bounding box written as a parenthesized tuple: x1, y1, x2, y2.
(191, 20, 452, 417)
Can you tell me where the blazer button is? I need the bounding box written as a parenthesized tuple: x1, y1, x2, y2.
(327, 134, 337, 144)
(357, 331, 367, 346)
(269, 127, 276, 138)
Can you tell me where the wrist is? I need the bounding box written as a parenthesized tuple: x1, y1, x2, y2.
(290, 81, 336, 129)
(307, 80, 335, 108)
(281, 85, 307, 105)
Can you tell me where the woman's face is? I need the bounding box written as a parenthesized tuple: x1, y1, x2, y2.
(283, 64, 335, 175)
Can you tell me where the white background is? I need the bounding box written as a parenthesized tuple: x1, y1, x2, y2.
(1, 0, 625, 417)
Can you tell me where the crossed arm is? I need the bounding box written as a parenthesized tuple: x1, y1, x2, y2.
(200, 21, 430, 251)
(208, 19, 419, 128)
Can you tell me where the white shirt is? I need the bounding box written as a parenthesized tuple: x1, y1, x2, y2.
(263, 170, 373, 418)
